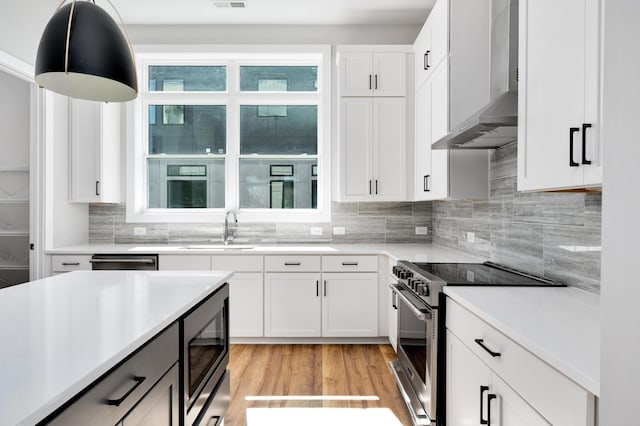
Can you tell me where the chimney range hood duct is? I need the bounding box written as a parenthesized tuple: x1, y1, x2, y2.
(433, 0, 519, 150)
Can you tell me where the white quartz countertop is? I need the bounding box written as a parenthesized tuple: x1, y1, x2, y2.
(47, 243, 485, 263)
(0, 270, 232, 426)
(444, 286, 600, 396)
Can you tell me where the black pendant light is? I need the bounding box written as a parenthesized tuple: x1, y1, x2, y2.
(35, 0, 138, 102)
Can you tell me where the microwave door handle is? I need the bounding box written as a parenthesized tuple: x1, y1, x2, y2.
(390, 285, 431, 320)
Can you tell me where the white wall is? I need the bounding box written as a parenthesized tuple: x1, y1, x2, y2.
(0, 72, 30, 167)
(0, 3, 51, 66)
(599, 0, 640, 423)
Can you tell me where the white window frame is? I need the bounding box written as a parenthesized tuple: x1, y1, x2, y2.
(126, 45, 331, 223)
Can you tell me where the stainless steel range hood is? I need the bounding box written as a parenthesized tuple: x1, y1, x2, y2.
(433, 0, 519, 150)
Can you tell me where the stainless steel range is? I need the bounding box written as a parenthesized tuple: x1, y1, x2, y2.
(389, 261, 564, 426)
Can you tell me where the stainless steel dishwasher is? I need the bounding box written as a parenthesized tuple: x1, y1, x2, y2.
(90, 254, 158, 270)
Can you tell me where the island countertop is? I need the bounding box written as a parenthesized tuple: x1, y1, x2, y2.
(0, 270, 232, 426)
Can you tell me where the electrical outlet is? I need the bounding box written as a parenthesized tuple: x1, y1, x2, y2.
(333, 226, 346, 235)
(310, 227, 323, 236)
(466, 232, 475, 243)
(134, 227, 146, 236)
(415, 226, 428, 235)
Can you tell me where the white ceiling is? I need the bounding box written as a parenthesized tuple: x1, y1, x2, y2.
(108, 0, 435, 26)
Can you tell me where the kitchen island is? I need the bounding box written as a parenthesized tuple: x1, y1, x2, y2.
(0, 270, 232, 425)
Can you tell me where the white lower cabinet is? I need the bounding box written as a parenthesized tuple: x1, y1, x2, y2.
(446, 298, 595, 426)
(228, 272, 264, 337)
(447, 330, 549, 426)
(264, 272, 322, 337)
(322, 273, 378, 337)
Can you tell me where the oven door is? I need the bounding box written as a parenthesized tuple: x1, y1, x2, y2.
(390, 284, 438, 425)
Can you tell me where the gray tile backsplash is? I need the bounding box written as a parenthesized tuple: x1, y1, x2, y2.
(432, 142, 602, 293)
(88, 141, 601, 292)
(88, 201, 433, 246)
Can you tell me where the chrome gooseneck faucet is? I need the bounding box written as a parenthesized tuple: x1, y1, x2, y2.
(223, 211, 238, 245)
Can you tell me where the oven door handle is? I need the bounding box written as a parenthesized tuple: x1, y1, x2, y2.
(389, 284, 431, 321)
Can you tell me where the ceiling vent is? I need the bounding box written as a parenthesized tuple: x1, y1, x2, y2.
(212, 1, 247, 7)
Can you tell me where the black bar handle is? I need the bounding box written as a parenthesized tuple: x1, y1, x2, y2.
(324, 280, 327, 297)
(375, 74, 378, 90)
(424, 175, 431, 192)
(284, 262, 301, 266)
(316, 280, 319, 297)
(375, 180, 379, 195)
(342, 262, 359, 266)
(424, 50, 431, 70)
(369, 74, 372, 90)
(392, 289, 398, 309)
(480, 385, 489, 424)
(106, 376, 146, 406)
(475, 339, 501, 357)
(569, 127, 580, 167)
(487, 393, 497, 425)
(582, 123, 592, 165)
(95, 180, 100, 196)
(369, 180, 372, 195)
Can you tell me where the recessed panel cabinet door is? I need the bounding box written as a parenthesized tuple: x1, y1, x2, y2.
(120, 364, 180, 426)
(372, 53, 406, 97)
(264, 273, 321, 337)
(340, 53, 374, 97)
(340, 98, 374, 201)
(229, 272, 264, 338)
(373, 98, 406, 201)
(322, 273, 378, 337)
(518, 0, 601, 191)
(414, 80, 433, 201)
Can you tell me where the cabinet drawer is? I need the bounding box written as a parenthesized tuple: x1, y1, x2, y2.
(51, 255, 91, 272)
(446, 299, 594, 426)
(211, 255, 263, 272)
(321, 255, 378, 272)
(264, 255, 321, 272)
(48, 323, 179, 426)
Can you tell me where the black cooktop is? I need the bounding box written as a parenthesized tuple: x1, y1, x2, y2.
(410, 261, 564, 287)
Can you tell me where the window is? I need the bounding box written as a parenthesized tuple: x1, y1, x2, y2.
(127, 47, 331, 223)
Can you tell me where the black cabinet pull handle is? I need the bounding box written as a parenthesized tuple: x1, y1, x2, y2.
(475, 338, 501, 357)
(369, 74, 372, 90)
(392, 289, 398, 309)
(342, 262, 358, 266)
(106, 376, 146, 406)
(284, 262, 301, 266)
(316, 280, 319, 297)
(480, 386, 489, 424)
(375, 180, 378, 195)
(324, 280, 327, 297)
(424, 50, 431, 70)
(62, 262, 80, 266)
(582, 123, 592, 165)
(95, 180, 100, 196)
(369, 180, 372, 195)
(487, 394, 497, 425)
(569, 127, 580, 167)
(424, 175, 431, 192)
(375, 74, 378, 90)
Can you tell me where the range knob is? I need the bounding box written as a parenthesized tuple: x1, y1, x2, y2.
(417, 284, 430, 297)
(399, 271, 407, 279)
(392, 266, 398, 276)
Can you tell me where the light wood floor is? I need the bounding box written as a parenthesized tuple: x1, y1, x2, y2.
(226, 344, 413, 426)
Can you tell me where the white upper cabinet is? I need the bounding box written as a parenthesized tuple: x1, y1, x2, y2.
(69, 99, 121, 203)
(518, 0, 602, 191)
(414, 0, 449, 89)
(339, 97, 406, 201)
(339, 52, 406, 97)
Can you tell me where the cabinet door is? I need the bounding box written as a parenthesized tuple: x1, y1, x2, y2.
(340, 53, 374, 96)
(322, 273, 378, 337)
(447, 331, 492, 425)
(121, 364, 180, 426)
(430, 59, 449, 144)
(229, 272, 264, 337)
(372, 53, 406, 96)
(428, 0, 449, 73)
(414, 20, 432, 89)
(264, 273, 321, 337)
(339, 98, 374, 201)
(518, 0, 600, 191)
(373, 98, 406, 201)
(69, 99, 121, 203)
(491, 374, 552, 426)
(414, 80, 433, 201)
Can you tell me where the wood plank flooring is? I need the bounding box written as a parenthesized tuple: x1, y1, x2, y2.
(226, 344, 412, 426)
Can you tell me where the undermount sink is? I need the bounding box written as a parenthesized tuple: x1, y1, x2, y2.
(185, 244, 255, 250)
